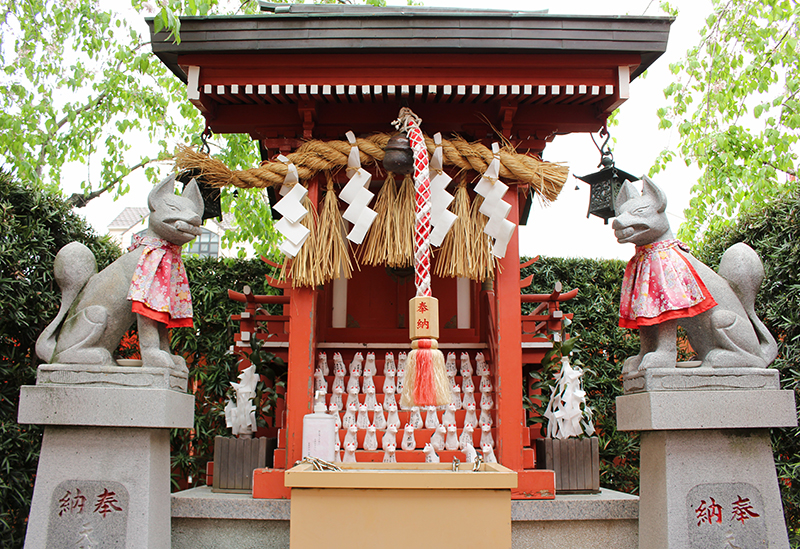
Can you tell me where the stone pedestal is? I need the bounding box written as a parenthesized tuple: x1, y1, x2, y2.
(617, 381, 796, 549)
(19, 381, 194, 549)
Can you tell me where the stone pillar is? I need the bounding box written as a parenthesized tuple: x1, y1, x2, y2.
(617, 368, 796, 549)
(18, 366, 194, 549)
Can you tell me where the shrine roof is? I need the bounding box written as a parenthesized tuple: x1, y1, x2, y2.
(148, 6, 672, 84)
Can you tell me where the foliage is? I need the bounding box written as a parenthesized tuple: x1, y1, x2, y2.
(653, 0, 800, 244)
(0, 172, 120, 548)
(694, 187, 800, 545)
(523, 256, 642, 494)
(0, 0, 277, 255)
(168, 255, 281, 489)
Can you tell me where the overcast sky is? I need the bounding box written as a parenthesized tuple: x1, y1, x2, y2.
(64, 0, 713, 261)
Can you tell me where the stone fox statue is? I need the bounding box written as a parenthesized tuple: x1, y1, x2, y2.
(36, 174, 204, 371)
(612, 176, 777, 373)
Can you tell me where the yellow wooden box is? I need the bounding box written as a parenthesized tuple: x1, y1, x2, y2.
(285, 461, 517, 548)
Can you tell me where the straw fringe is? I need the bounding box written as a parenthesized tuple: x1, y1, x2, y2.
(434, 180, 472, 279)
(175, 134, 568, 203)
(287, 195, 322, 288)
(469, 196, 496, 282)
(390, 174, 415, 268)
(359, 173, 397, 266)
(316, 176, 353, 284)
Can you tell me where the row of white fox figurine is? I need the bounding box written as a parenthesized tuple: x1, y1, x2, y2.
(314, 350, 495, 419)
(334, 425, 497, 465)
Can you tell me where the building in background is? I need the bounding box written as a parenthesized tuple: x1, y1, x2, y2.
(107, 207, 251, 258)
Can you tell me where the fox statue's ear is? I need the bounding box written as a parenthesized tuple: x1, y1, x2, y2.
(182, 178, 205, 217)
(148, 174, 176, 212)
(615, 181, 639, 212)
(641, 175, 668, 213)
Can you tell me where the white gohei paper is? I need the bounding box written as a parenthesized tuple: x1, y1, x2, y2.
(429, 133, 458, 247)
(542, 357, 595, 440)
(473, 142, 517, 259)
(339, 131, 378, 244)
(274, 156, 311, 258)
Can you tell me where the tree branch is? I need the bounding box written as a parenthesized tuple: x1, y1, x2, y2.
(67, 158, 158, 208)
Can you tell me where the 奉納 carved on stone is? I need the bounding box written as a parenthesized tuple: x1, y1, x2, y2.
(613, 176, 777, 374)
(36, 174, 203, 372)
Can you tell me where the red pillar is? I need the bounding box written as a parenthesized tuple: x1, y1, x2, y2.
(494, 188, 523, 471)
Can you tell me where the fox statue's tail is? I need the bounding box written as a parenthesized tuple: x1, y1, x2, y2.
(717, 242, 778, 364)
(35, 242, 97, 363)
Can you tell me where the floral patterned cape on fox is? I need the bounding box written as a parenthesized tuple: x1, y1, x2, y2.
(619, 239, 716, 329)
(127, 235, 193, 328)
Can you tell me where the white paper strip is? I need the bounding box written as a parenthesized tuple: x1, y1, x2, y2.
(429, 133, 457, 247)
(339, 167, 371, 204)
(275, 217, 311, 246)
(273, 182, 308, 223)
(338, 130, 377, 244)
(347, 207, 378, 244)
(473, 142, 516, 259)
(277, 155, 299, 196)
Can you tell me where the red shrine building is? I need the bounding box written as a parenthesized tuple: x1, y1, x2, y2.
(149, 4, 671, 498)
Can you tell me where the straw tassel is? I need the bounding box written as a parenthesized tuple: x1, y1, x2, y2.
(434, 178, 472, 279)
(391, 173, 415, 268)
(359, 172, 397, 266)
(287, 195, 321, 288)
(316, 175, 353, 283)
(469, 195, 495, 282)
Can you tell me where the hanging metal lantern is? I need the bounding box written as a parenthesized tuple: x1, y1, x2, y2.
(575, 127, 638, 224)
(383, 132, 414, 174)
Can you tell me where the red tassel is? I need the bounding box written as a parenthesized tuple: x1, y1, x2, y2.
(413, 339, 435, 405)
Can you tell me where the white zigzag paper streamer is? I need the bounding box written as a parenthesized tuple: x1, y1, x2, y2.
(274, 155, 310, 258)
(340, 131, 377, 244)
(429, 132, 457, 247)
(474, 143, 516, 259)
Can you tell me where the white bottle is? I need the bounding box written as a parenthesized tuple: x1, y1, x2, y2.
(302, 393, 336, 461)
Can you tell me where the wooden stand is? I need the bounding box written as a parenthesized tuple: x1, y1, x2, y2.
(535, 437, 600, 494)
(212, 436, 268, 493)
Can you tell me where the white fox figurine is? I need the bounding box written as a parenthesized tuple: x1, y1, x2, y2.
(445, 424, 459, 451)
(344, 424, 359, 449)
(343, 442, 358, 463)
(37, 174, 204, 370)
(382, 442, 397, 463)
(364, 424, 378, 451)
(459, 424, 475, 450)
(382, 424, 398, 451)
(317, 352, 329, 377)
(481, 443, 497, 463)
(613, 176, 777, 372)
(424, 406, 439, 429)
(423, 443, 440, 463)
(373, 402, 387, 430)
(402, 423, 416, 451)
(430, 424, 446, 452)
(409, 407, 424, 430)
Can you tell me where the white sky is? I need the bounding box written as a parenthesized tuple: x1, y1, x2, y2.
(64, 0, 713, 261)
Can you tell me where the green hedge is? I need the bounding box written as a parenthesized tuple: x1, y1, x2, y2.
(694, 188, 800, 546)
(0, 173, 120, 548)
(522, 256, 642, 493)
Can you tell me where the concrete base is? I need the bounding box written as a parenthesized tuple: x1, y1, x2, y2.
(623, 366, 780, 394)
(37, 362, 188, 392)
(639, 429, 788, 549)
(170, 486, 639, 549)
(617, 388, 797, 549)
(18, 383, 195, 549)
(24, 426, 173, 549)
(18, 384, 194, 428)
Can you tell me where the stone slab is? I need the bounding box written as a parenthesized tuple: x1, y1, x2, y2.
(37, 363, 188, 392)
(18, 384, 194, 429)
(25, 426, 172, 549)
(638, 429, 789, 549)
(623, 366, 780, 394)
(170, 486, 639, 549)
(616, 389, 796, 431)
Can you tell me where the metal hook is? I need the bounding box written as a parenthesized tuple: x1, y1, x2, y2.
(200, 124, 212, 155)
(451, 457, 461, 472)
(590, 122, 614, 168)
